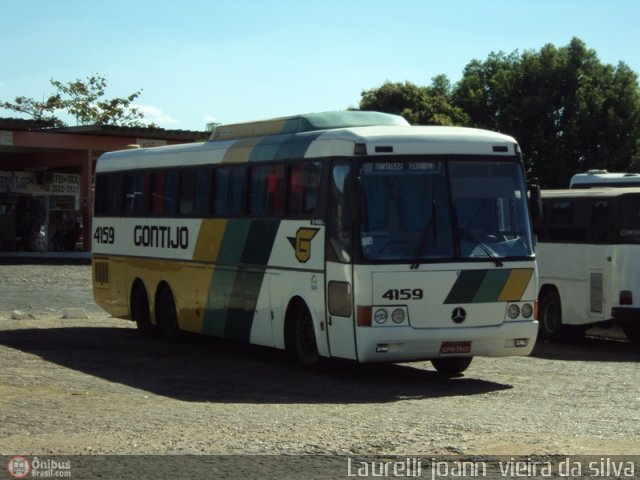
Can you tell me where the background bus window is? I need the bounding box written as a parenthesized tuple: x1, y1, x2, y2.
(249, 164, 284, 216)
(619, 196, 640, 243)
(589, 200, 610, 243)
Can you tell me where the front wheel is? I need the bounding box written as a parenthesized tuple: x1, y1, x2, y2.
(292, 304, 323, 368)
(539, 290, 563, 341)
(431, 357, 473, 375)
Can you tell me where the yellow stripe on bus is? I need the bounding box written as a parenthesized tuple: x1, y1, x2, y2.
(497, 268, 534, 301)
(192, 219, 228, 262)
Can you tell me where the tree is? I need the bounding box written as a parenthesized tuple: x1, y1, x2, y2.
(359, 77, 469, 126)
(452, 38, 640, 188)
(1, 74, 148, 128)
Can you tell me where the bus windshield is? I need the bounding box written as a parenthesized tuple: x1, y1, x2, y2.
(358, 158, 534, 262)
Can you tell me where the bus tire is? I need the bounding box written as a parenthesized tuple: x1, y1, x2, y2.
(622, 324, 640, 344)
(431, 357, 472, 375)
(131, 281, 156, 337)
(292, 303, 323, 368)
(155, 283, 183, 342)
(539, 289, 563, 341)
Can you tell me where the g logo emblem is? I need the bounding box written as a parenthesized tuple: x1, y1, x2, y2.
(288, 227, 319, 263)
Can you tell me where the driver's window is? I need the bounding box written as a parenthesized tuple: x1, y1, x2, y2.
(327, 163, 351, 262)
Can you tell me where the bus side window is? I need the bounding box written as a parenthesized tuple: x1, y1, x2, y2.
(151, 169, 179, 216)
(249, 164, 284, 216)
(123, 171, 148, 216)
(589, 200, 609, 243)
(213, 166, 246, 216)
(287, 161, 322, 216)
(180, 167, 211, 216)
(327, 163, 352, 263)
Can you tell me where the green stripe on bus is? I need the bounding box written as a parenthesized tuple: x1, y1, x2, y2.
(444, 269, 488, 304)
(472, 269, 512, 302)
(202, 219, 281, 341)
(444, 268, 530, 304)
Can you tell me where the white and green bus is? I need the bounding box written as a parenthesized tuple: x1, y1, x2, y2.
(92, 111, 539, 374)
(534, 188, 640, 344)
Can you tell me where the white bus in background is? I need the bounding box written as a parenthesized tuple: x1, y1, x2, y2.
(534, 188, 640, 344)
(92, 110, 540, 375)
(570, 170, 640, 189)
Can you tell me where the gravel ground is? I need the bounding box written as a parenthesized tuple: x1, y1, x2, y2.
(0, 263, 639, 469)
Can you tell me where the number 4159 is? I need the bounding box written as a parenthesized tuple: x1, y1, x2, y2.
(94, 226, 115, 244)
(381, 288, 423, 300)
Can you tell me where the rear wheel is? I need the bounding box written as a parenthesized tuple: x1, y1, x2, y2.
(622, 324, 640, 344)
(155, 284, 183, 342)
(131, 282, 156, 337)
(431, 357, 473, 375)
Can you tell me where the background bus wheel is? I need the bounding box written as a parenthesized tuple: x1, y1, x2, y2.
(431, 357, 472, 375)
(131, 282, 157, 337)
(156, 284, 183, 342)
(539, 290, 563, 341)
(293, 305, 322, 368)
(622, 324, 640, 344)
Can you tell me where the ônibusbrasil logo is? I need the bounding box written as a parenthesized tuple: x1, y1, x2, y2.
(7, 456, 30, 479)
(6, 456, 72, 478)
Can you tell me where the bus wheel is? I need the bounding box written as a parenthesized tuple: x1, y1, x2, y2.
(131, 282, 156, 337)
(431, 357, 472, 375)
(622, 324, 640, 344)
(293, 304, 322, 368)
(156, 284, 183, 342)
(539, 290, 563, 341)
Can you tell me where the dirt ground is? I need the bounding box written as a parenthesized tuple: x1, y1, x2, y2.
(0, 264, 639, 477)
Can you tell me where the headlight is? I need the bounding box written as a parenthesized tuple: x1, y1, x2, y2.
(374, 308, 388, 324)
(391, 308, 405, 324)
(521, 303, 533, 319)
(507, 304, 520, 319)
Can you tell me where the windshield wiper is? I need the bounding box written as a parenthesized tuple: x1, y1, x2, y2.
(411, 200, 437, 269)
(458, 228, 503, 267)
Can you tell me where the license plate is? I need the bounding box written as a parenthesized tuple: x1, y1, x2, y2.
(440, 341, 472, 355)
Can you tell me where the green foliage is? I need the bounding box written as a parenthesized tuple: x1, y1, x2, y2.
(1, 74, 147, 127)
(452, 38, 640, 187)
(358, 38, 640, 188)
(359, 77, 469, 126)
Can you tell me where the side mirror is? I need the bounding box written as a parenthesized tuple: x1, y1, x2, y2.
(529, 184, 543, 222)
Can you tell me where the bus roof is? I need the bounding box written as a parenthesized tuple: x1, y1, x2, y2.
(542, 187, 640, 199)
(569, 170, 640, 188)
(208, 110, 409, 141)
(96, 111, 520, 173)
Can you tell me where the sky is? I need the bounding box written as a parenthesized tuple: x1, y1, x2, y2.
(2, 0, 640, 132)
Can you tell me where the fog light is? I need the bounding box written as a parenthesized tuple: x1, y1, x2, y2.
(515, 338, 528, 347)
(374, 308, 388, 324)
(507, 304, 520, 319)
(391, 308, 405, 324)
(521, 303, 533, 319)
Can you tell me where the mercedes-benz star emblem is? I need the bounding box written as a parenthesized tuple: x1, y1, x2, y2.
(451, 307, 467, 324)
